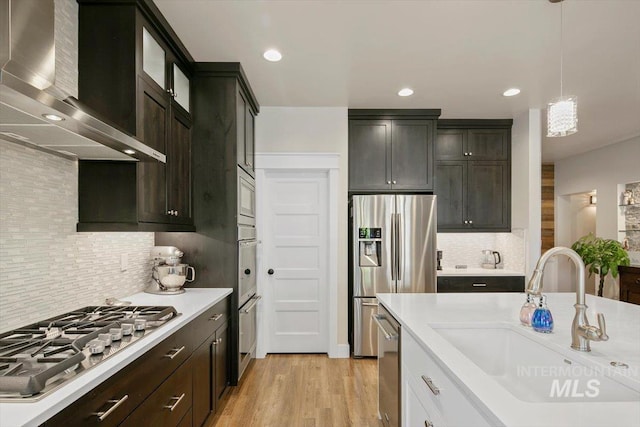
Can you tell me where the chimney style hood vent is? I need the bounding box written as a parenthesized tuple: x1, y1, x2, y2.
(0, 0, 165, 162)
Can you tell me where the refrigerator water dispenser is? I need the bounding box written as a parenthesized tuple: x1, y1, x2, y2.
(359, 240, 381, 267)
(358, 227, 382, 267)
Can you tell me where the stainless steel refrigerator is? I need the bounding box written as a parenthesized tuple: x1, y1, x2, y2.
(352, 194, 437, 357)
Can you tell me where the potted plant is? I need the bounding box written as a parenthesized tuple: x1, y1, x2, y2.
(571, 233, 630, 297)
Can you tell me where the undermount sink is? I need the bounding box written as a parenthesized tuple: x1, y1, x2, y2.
(430, 323, 640, 403)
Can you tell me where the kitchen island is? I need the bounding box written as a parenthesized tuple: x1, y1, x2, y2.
(377, 292, 640, 427)
(0, 288, 232, 427)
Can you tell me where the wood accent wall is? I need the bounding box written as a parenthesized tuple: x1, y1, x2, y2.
(541, 164, 555, 252)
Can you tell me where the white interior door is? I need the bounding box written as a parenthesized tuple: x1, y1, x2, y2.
(263, 170, 329, 353)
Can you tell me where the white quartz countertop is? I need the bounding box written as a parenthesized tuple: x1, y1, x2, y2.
(437, 268, 524, 276)
(0, 288, 232, 427)
(377, 292, 640, 427)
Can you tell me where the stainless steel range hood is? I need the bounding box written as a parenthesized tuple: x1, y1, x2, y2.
(0, 0, 165, 162)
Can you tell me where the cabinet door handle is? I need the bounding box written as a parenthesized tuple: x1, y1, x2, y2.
(473, 283, 487, 287)
(464, 220, 468, 224)
(635, 278, 640, 285)
(387, 181, 391, 185)
(464, 152, 468, 156)
(209, 313, 223, 321)
(425, 420, 434, 427)
(164, 345, 185, 360)
(167, 88, 175, 97)
(421, 375, 440, 395)
(212, 337, 222, 346)
(93, 395, 128, 421)
(468, 220, 473, 224)
(163, 393, 185, 412)
(468, 152, 473, 156)
(392, 180, 397, 184)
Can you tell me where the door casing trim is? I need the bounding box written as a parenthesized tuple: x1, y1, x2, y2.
(255, 152, 344, 358)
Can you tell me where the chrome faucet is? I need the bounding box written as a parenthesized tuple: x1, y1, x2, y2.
(526, 246, 608, 352)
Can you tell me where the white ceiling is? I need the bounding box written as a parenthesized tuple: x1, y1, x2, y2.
(155, 0, 640, 162)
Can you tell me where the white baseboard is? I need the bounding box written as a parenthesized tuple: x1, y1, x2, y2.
(329, 344, 351, 358)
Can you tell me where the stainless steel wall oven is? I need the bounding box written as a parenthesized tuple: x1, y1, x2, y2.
(238, 225, 258, 379)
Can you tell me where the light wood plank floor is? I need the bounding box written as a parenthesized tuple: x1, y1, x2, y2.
(210, 354, 380, 427)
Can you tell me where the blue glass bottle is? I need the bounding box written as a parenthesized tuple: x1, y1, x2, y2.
(531, 295, 554, 333)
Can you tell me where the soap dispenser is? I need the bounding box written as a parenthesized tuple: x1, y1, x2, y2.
(519, 294, 536, 326)
(531, 295, 554, 333)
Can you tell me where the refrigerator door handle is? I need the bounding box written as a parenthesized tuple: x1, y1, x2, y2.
(390, 213, 396, 281)
(396, 213, 402, 281)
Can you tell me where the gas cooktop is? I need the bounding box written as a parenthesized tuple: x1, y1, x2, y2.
(0, 305, 179, 401)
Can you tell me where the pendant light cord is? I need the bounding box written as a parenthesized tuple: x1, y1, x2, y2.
(560, 1, 564, 97)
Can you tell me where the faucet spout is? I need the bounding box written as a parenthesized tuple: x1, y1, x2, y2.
(526, 246, 607, 352)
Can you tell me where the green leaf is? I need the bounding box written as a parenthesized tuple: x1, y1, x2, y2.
(571, 233, 630, 282)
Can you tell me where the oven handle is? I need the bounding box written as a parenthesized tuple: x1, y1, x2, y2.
(372, 314, 399, 341)
(241, 295, 262, 313)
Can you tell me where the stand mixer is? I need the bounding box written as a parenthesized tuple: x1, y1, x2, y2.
(145, 246, 195, 295)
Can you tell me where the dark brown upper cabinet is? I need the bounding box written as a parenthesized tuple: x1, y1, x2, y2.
(236, 88, 256, 177)
(435, 119, 512, 232)
(348, 110, 441, 193)
(76, 0, 194, 231)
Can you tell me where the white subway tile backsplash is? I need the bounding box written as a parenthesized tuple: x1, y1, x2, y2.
(0, 141, 153, 333)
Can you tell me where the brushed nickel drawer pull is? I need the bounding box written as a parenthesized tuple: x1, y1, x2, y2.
(472, 283, 487, 287)
(209, 314, 223, 321)
(421, 375, 440, 395)
(163, 393, 185, 412)
(93, 394, 128, 421)
(164, 345, 185, 359)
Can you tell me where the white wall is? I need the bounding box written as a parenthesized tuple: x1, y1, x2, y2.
(511, 109, 543, 278)
(255, 107, 349, 346)
(555, 135, 640, 298)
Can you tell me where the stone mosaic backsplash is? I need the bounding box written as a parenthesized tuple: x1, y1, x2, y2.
(623, 181, 640, 252)
(437, 230, 526, 272)
(0, 141, 154, 333)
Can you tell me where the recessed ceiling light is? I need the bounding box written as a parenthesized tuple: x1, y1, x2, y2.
(123, 149, 136, 155)
(263, 49, 282, 62)
(42, 113, 64, 121)
(503, 88, 521, 97)
(398, 88, 414, 97)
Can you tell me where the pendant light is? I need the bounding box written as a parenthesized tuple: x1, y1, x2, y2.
(547, 0, 577, 137)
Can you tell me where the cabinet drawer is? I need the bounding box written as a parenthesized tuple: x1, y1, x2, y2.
(403, 331, 491, 427)
(121, 358, 193, 427)
(191, 297, 230, 345)
(45, 327, 192, 426)
(437, 276, 524, 293)
(403, 365, 443, 427)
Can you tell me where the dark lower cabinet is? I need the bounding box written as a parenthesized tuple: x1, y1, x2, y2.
(437, 276, 524, 293)
(192, 320, 229, 427)
(120, 358, 193, 427)
(45, 296, 229, 427)
(619, 266, 640, 305)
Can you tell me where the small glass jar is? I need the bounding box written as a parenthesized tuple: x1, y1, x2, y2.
(531, 295, 554, 333)
(519, 294, 536, 326)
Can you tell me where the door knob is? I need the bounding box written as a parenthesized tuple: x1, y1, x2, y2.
(244, 269, 251, 275)
(267, 269, 274, 275)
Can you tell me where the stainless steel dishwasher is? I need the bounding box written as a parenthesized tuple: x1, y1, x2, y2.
(373, 304, 401, 427)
